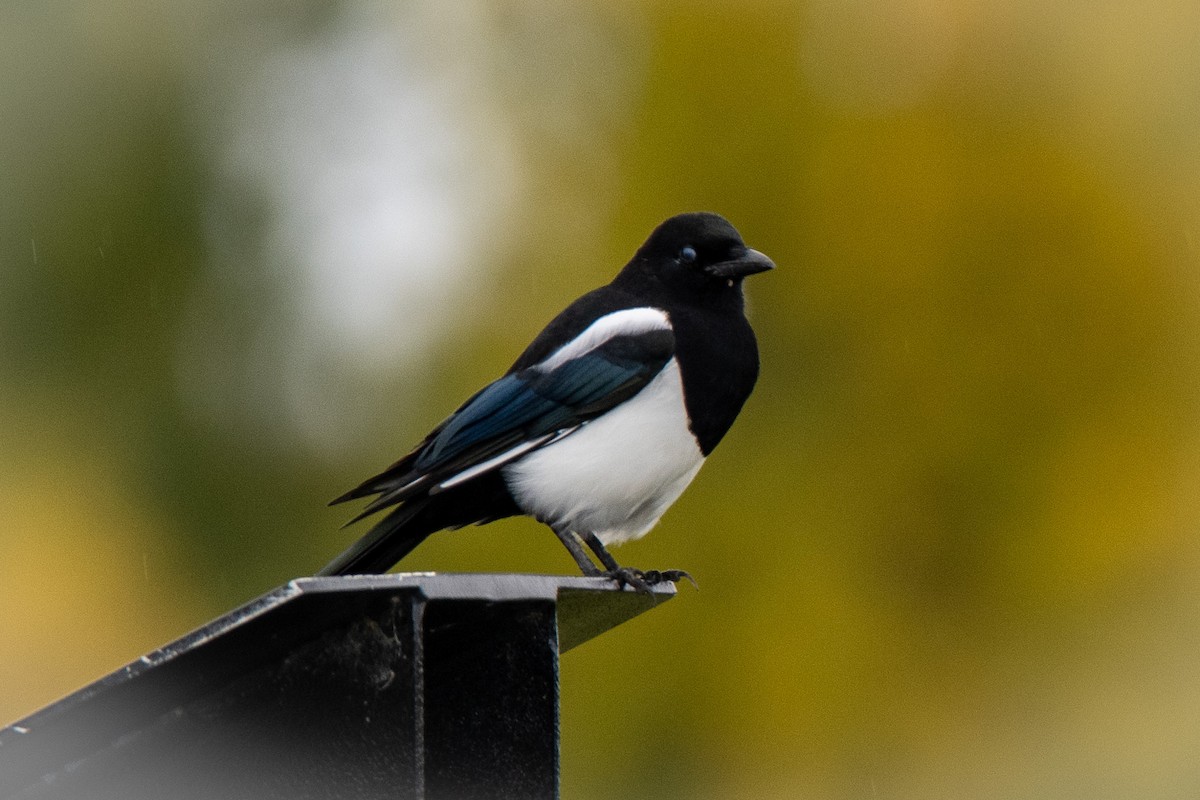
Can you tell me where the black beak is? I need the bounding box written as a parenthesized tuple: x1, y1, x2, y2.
(706, 247, 776, 279)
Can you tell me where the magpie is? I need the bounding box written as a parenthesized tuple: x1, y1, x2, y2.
(319, 212, 773, 589)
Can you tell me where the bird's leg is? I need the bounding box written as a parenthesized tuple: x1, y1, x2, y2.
(578, 531, 698, 591)
(550, 525, 603, 576)
(578, 531, 653, 594)
(578, 530, 622, 572)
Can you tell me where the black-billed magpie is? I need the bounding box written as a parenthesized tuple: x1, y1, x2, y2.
(319, 212, 773, 589)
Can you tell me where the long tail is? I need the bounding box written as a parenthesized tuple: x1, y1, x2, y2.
(317, 497, 442, 576)
(318, 472, 520, 576)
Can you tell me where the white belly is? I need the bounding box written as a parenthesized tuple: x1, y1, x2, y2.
(501, 359, 705, 545)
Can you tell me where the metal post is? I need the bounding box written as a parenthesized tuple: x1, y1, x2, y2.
(0, 574, 674, 800)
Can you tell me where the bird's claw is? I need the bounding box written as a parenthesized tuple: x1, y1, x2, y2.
(604, 567, 653, 594)
(604, 567, 697, 594)
(642, 569, 698, 589)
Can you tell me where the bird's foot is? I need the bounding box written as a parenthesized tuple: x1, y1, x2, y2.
(603, 567, 697, 594)
(604, 567, 653, 593)
(641, 569, 698, 589)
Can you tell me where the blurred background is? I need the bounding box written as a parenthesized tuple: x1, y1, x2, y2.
(4, 0, 1200, 797)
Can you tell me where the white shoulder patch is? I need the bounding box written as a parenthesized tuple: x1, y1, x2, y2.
(538, 307, 671, 371)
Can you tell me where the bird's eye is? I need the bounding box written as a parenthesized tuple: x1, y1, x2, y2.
(679, 246, 697, 263)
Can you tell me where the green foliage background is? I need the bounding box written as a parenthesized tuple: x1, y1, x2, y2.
(4, 2, 1200, 797)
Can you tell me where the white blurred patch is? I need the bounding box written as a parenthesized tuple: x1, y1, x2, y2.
(182, 1, 524, 452)
(179, 1, 643, 455)
(215, 1, 522, 363)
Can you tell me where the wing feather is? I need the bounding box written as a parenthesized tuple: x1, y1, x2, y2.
(329, 325, 676, 521)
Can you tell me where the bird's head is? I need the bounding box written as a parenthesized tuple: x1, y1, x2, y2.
(618, 212, 775, 306)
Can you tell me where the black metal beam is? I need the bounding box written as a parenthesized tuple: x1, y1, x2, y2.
(0, 574, 674, 800)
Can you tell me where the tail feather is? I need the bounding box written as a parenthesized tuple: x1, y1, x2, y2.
(317, 498, 440, 576)
(318, 471, 521, 576)
(339, 475, 432, 528)
(328, 450, 422, 507)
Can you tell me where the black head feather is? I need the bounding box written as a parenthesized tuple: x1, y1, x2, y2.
(613, 212, 774, 309)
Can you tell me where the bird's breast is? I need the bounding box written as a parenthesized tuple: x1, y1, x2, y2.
(501, 358, 704, 545)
